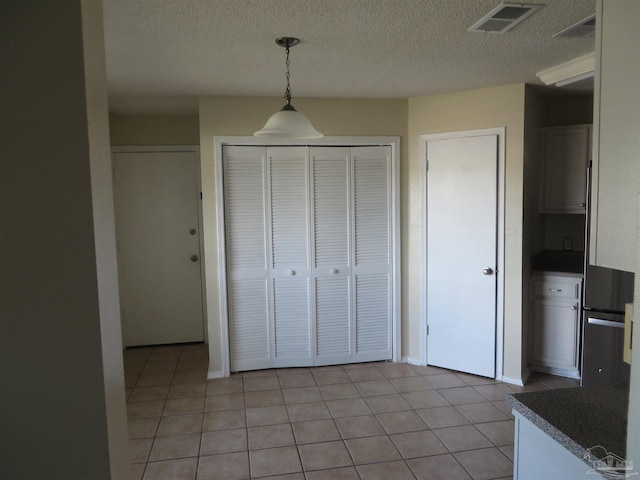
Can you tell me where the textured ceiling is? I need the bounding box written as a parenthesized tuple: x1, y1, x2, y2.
(103, 0, 596, 113)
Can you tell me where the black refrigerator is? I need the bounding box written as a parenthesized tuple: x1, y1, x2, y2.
(581, 264, 634, 385)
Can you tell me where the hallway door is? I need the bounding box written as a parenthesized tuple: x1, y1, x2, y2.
(113, 149, 204, 346)
(426, 133, 498, 378)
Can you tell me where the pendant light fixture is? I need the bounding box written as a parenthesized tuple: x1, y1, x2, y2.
(254, 37, 323, 139)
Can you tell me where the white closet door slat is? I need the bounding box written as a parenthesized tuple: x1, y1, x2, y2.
(268, 147, 312, 366)
(355, 273, 391, 357)
(315, 276, 351, 359)
(273, 277, 312, 365)
(270, 147, 309, 269)
(353, 148, 390, 266)
(229, 278, 270, 370)
(223, 146, 271, 371)
(352, 146, 392, 362)
(312, 148, 350, 267)
(223, 147, 268, 270)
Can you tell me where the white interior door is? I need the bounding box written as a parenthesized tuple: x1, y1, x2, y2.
(426, 134, 497, 377)
(113, 150, 204, 347)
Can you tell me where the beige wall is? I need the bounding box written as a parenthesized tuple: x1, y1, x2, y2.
(408, 84, 527, 380)
(110, 114, 200, 145)
(1, 0, 127, 478)
(199, 96, 408, 373)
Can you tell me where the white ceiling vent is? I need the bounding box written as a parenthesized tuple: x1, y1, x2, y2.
(468, 3, 543, 34)
(553, 14, 596, 38)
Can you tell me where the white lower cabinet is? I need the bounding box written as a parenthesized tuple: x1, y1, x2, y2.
(513, 412, 604, 480)
(529, 274, 582, 378)
(222, 144, 394, 372)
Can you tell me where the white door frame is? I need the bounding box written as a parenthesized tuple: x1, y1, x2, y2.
(111, 145, 207, 345)
(420, 128, 505, 380)
(212, 136, 401, 377)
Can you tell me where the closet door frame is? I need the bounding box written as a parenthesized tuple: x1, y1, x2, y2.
(213, 136, 400, 377)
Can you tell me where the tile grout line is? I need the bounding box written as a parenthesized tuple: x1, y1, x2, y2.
(126, 344, 577, 480)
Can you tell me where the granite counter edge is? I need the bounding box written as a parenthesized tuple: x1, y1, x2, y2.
(507, 393, 591, 466)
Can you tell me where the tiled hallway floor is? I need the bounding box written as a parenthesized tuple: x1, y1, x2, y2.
(125, 343, 579, 480)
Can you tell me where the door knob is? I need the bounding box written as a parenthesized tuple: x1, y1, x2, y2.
(482, 267, 494, 275)
(190, 254, 198, 262)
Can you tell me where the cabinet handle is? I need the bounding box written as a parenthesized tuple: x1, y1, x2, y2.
(288, 270, 296, 276)
(548, 288, 562, 292)
(579, 203, 586, 207)
(570, 305, 578, 310)
(330, 269, 338, 274)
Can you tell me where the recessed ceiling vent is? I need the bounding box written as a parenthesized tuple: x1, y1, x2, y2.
(468, 3, 543, 34)
(553, 14, 596, 38)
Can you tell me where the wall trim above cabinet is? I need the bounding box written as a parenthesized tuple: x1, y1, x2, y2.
(539, 124, 591, 214)
(210, 136, 401, 377)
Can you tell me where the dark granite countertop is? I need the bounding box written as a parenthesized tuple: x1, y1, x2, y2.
(507, 384, 629, 466)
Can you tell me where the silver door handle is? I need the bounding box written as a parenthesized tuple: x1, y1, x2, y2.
(482, 267, 493, 275)
(190, 254, 198, 262)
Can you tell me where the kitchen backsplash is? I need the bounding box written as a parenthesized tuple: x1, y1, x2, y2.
(543, 214, 586, 252)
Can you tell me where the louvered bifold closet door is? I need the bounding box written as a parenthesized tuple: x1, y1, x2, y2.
(310, 147, 353, 365)
(222, 146, 271, 371)
(268, 147, 313, 367)
(352, 146, 393, 362)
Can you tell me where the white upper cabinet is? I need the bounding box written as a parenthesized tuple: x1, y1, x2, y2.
(590, 0, 640, 272)
(540, 125, 590, 214)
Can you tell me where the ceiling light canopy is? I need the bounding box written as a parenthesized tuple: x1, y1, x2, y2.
(254, 37, 323, 139)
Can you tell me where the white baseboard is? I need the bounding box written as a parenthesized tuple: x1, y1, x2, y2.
(501, 374, 526, 386)
(402, 356, 425, 366)
(207, 370, 225, 379)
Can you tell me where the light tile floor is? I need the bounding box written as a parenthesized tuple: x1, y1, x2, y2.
(124, 343, 579, 480)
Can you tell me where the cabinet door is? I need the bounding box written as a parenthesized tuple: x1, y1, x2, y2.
(590, 0, 639, 272)
(268, 147, 312, 367)
(223, 146, 271, 371)
(352, 146, 392, 362)
(540, 126, 590, 214)
(311, 147, 353, 365)
(531, 298, 580, 371)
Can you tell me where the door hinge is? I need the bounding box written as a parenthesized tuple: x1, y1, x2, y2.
(425, 160, 429, 171)
(200, 192, 203, 200)
(427, 324, 429, 336)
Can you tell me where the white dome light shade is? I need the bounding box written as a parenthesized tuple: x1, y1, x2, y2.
(254, 105, 324, 139)
(254, 37, 324, 140)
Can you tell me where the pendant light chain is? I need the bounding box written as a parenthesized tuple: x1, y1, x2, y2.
(253, 36, 323, 138)
(284, 45, 292, 105)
